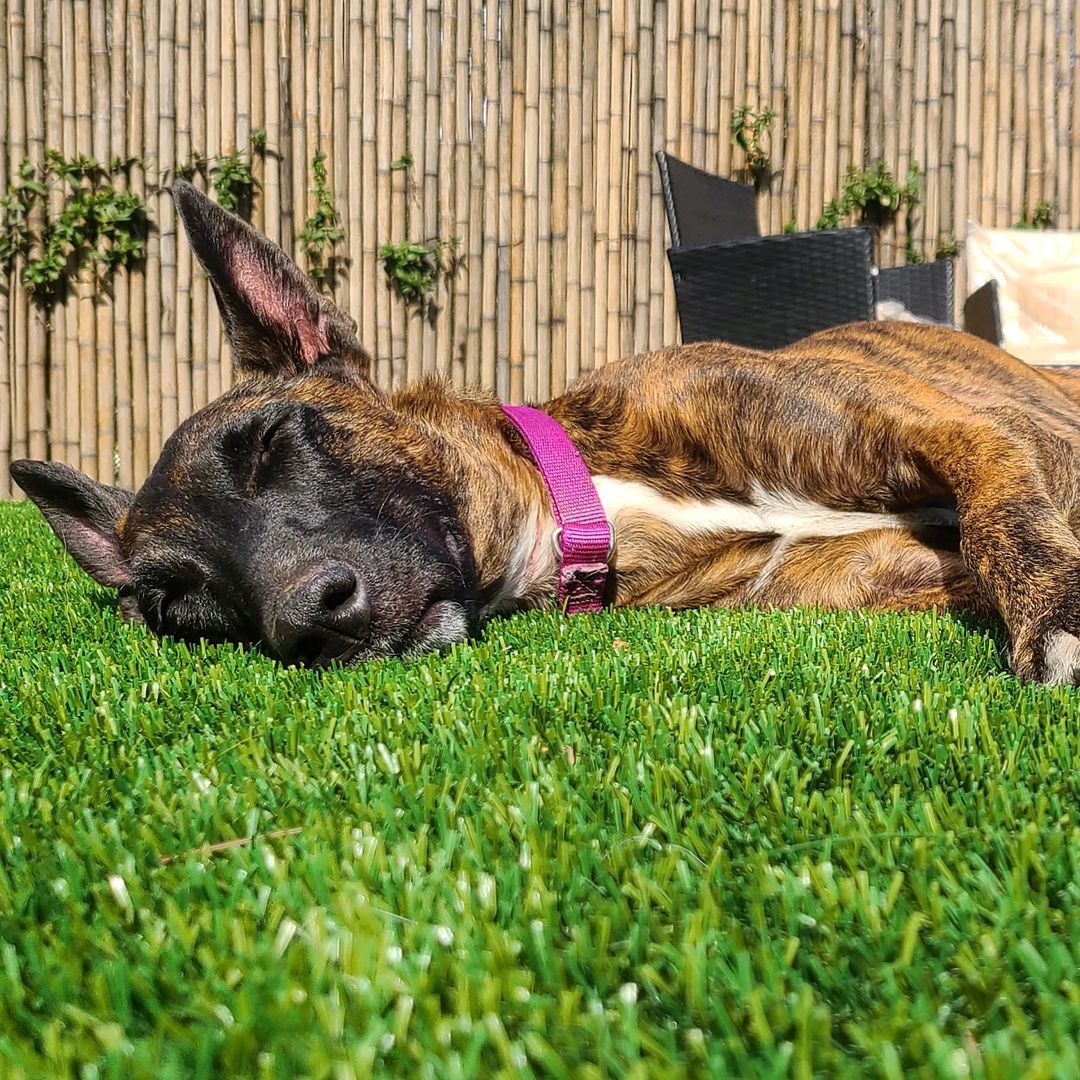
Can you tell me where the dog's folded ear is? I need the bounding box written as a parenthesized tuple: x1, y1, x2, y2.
(172, 179, 371, 381)
(10, 460, 134, 590)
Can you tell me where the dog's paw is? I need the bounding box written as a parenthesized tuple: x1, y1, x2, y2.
(1038, 630, 1080, 685)
(1012, 625, 1080, 686)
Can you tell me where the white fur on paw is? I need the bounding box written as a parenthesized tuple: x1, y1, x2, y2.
(1042, 630, 1080, 685)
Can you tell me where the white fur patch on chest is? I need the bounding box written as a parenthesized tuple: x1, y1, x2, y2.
(592, 475, 958, 544)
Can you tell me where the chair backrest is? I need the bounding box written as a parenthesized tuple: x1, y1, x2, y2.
(655, 150, 760, 248)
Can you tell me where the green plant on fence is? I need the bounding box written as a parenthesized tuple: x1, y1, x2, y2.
(815, 159, 928, 264)
(377, 237, 461, 318)
(298, 150, 345, 294)
(935, 236, 961, 259)
(378, 152, 460, 318)
(175, 128, 267, 218)
(1015, 199, 1055, 230)
(816, 160, 922, 232)
(730, 105, 776, 187)
(0, 151, 147, 306)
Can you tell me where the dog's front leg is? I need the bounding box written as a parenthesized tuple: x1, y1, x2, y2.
(908, 405, 1080, 684)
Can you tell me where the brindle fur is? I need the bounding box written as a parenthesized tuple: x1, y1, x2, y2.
(11, 182, 1080, 684)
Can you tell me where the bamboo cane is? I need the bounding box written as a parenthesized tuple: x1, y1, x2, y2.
(648, 0, 667, 351)
(108, 0, 132, 485)
(795, 0, 813, 228)
(391, 1, 408, 385)
(422, 0, 440, 378)
(1006, 0, 1022, 220)
(564, 0, 582, 384)
(508, 0, 526, 400)
(157, 0, 177, 442)
(360, 5, 378, 370)
(455, 0, 474, 387)
(128, 0, 148, 481)
(1023, 0, 1041, 212)
(375, 0, 393, 385)
(331, 0, 347, 312)
(480, 0, 500, 391)
(923, 0, 943, 260)
(679, 0, 693, 160)
(464, 0, 482, 386)
(808, 0, 827, 225)
(8, 0, 29, 478)
(633, 0, 654, 357)
(190, 0, 208, 413)
(980, 0, 1000, 224)
(849, 0, 865, 177)
(0, 0, 11, 497)
(1058, 0, 1074, 226)
(590, 1, 610, 377)
(661, 0, 679, 334)
(25, 0, 47, 463)
(578, 0, 596, 370)
(235, 0, 250, 153)
(175, 0, 192, 425)
(205, 0, 221, 400)
(967, 0, 983, 242)
(995, 1, 1014, 223)
(346, 4, 362, 339)
(73, 0, 97, 476)
(496, 0, 512, 398)
(952, 0, 970, 314)
(1072, 1, 1080, 226)
(532, 0, 550, 397)
(605, 0, 624, 367)
(718, 0, 736, 179)
(262, 0, 281, 246)
(91, 0, 116, 479)
(250, 0, 264, 234)
(702, 3, 719, 173)
(771, 0, 789, 230)
(44, 0, 65, 468)
(219, 0, 236, 392)
(405, 0, 425, 383)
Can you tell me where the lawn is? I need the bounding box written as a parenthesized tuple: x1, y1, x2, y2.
(3, 501, 1080, 1078)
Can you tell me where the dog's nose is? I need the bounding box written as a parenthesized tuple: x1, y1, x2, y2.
(272, 561, 371, 665)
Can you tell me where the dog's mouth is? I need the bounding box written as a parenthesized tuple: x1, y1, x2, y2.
(278, 597, 471, 668)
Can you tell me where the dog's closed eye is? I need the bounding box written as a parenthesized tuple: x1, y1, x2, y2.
(249, 416, 290, 493)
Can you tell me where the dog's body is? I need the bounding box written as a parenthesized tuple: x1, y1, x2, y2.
(12, 182, 1080, 684)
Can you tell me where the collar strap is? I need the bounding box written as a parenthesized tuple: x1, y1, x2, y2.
(501, 404, 614, 614)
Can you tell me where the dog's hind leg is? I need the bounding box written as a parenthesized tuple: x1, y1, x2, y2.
(900, 404, 1080, 683)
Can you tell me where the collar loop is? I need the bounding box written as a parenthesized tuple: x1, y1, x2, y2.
(501, 404, 613, 614)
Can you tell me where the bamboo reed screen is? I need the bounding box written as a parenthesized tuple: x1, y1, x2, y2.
(2, 0, 1079, 498)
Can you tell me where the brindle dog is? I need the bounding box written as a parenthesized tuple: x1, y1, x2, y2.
(11, 181, 1080, 683)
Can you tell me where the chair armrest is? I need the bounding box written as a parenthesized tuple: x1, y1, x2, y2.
(667, 228, 876, 349)
(963, 280, 1003, 346)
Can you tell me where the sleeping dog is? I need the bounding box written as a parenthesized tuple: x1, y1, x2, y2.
(12, 181, 1080, 684)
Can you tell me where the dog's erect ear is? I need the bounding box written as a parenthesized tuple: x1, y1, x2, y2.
(171, 179, 370, 380)
(10, 460, 134, 590)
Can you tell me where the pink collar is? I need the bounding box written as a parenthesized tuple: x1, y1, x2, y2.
(501, 404, 614, 613)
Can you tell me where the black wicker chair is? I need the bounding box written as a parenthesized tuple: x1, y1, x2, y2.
(657, 151, 876, 349)
(657, 151, 959, 346)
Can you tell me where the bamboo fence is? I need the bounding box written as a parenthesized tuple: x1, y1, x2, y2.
(2, 0, 1080, 497)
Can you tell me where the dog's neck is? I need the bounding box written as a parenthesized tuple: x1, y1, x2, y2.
(391, 382, 564, 616)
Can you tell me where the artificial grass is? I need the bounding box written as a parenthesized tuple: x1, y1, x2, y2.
(2, 501, 1080, 1079)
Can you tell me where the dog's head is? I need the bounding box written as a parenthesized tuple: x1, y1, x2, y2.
(11, 182, 478, 665)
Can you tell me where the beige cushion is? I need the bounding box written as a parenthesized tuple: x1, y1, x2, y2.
(966, 222, 1080, 365)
